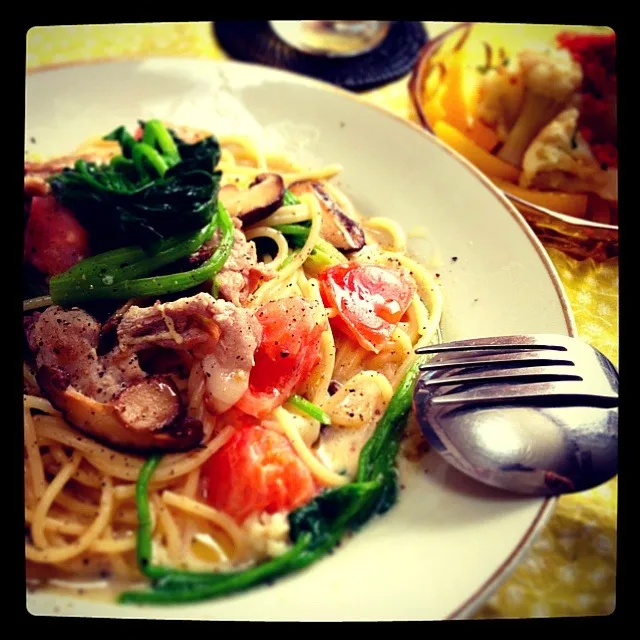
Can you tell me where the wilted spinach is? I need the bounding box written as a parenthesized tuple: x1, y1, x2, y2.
(49, 120, 221, 251)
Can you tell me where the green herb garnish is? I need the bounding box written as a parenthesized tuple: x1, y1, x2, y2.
(287, 395, 331, 425)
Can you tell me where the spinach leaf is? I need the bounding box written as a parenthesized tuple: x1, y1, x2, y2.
(49, 122, 221, 251)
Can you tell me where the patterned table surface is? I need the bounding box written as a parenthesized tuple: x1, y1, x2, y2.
(25, 21, 619, 619)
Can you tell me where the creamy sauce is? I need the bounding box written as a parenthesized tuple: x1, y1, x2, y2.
(29, 578, 144, 603)
(316, 422, 376, 479)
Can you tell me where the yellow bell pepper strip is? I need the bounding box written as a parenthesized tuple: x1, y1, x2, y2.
(433, 120, 521, 183)
(439, 52, 470, 133)
(460, 119, 500, 153)
(491, 177, 589, 218)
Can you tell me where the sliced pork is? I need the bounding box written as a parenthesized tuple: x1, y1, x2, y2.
(190, 218, 274, 306)
(26, 305, 143, 403)
(117, 293, 262, 414)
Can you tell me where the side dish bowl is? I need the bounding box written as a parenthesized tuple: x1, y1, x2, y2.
(409, 22, 618, 261)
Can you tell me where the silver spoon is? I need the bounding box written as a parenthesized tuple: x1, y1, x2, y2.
(412, 334, 618, 496)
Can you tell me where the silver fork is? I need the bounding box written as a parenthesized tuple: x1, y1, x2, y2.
(412, 334, 618, 495)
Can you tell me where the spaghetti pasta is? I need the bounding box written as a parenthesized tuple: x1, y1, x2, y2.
(23, 126, 442, 601)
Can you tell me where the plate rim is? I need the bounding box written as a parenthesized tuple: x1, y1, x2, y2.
(25, 55, 576, 620)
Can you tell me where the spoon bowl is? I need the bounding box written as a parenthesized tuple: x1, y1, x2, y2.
(413, 335, 619, 496)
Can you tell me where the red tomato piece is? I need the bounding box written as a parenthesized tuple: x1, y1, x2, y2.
(235, 297, 323, 418)
(24, 196, 90, 277)
(318, 264, 416, 353)
(203, 422, 317, 523)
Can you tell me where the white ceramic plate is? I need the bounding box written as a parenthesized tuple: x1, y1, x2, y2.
(25, 58, 575, 621)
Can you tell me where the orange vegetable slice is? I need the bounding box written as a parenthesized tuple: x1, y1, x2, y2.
(433, 120, 521, 182)
(460, 119, 500, 153)
(492, 178, 589, 218)
(439, 53, 469, 132)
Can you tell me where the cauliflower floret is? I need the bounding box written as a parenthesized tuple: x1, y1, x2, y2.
(476, 63, 525, 142)
(497, 48, 582, 167)
(518, 48, 582, 102)
(520, 107, 612, 198)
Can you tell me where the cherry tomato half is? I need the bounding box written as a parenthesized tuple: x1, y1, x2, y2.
(318, 264, 416, 353)
(203, 421, 317, 523)
(24, 196, 90, 277)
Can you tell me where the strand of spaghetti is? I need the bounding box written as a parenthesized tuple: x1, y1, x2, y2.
(269, 269, 302, 301)
(179, 468, 201, 555)
(333, 335, 368, 383)
(25, 507, 85, 535)
(363, 218, 408, 252)
(26, 507, 136, 554)
(109, 554, 139, 579)
(219, 148, 237, 166)
(48, 446, 103, 489)
(295, 272, 326, 326)
(271, 407, 348, 487)
(305, 331, 335, 407)
(26, 475, 113, 564)
(153, 494, 182, 565)
(161, 491, 249, 556)
(221, 137, 305, 174)
(243, 226, 289, 270)
(265, 151, 301, 172)
(104, 526, 141, 580)
(182, 468, 200, 497)
(24, 463, 37, 509)
(54, 492, 99, 516)
(258, 205, 311, 226)
(295, 271, 335, 405)
(91, 535, 136, 554)
(112, 507, 141, 526)
(249, 192, 322, 309)
(405, 294, 430, 344)
(281, 165, 343, 186)
(216, 163, 342, 185)
(34, 416, 234, 483)
(218, 135, 267, 169)
(24, 407, 47, 500)
(365, 327, 415, 375)
(113, 481, 174, 502)
(24, 395, 59, 415)
(42, 452, 102, 489)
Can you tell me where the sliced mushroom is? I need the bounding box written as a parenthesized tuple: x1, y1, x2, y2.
(289, 180, 365, 251)
(218, 173, 285, 225)
(37, 366, 202, 452)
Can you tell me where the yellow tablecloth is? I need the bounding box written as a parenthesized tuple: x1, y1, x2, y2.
(25, 22, 619, 619)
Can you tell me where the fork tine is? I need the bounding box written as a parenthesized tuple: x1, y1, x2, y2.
(415, 334, 569, 355)
(429, 380, 618, 407)
(419, 350, 574, 371)
(419, 366, 582, 387)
